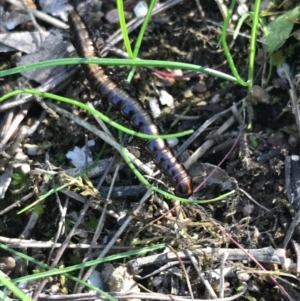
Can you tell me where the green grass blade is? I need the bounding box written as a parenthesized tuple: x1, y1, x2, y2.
(133, 0, 157, 58)
(0, 291, 14, 301)
(248, 0, 261, 90)
(0, 244, 166, 285)
(0, 58, 238, 83)
(0, 273, 33, 301)
(0, 243, 165, 301)
(233, 12, 252, 40)
(17, 181, 70, 214)
(221, 0, 248, 86)
(0, 89, 193, 140)
(127, 0, 157, 82)
(117, 0, 133, 58)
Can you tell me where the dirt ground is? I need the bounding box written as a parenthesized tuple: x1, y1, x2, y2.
(0, 0, 300, 300)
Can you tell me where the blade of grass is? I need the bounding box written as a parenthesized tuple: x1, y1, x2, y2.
(265, 54, 273, 87)
(0, 243, 166, 301)
(0, 291, 14, 301)
(221, 0, 248, 86)
(248, 0, 261, 91)
(0, 243, 166, 285)
(233, 12, 253, 40)
(0, 89, 193, 140)
(133, 0, 157, 58)
(128, 0, 157, 82)
(117, 0, 133, 58)
(0, 57, 238, 83)
(0, 273, 33, 301)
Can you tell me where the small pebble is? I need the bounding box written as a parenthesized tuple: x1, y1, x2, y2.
(225, 92, 233, 100)
(267, 132, 286, 147)
(260, 0, 272, 9)
(231, 14, 239, 21)
(255, 49, 266, 65)
(292, 30, 300, 41)
(148, 97, 161, 118)
(183, 90, 193, 98)
(134, 1, 148, 18)
(251, 85, 270, 104)
(193, 82, 207, 93)
(173, 69, 183, 76)
(211, 94, 220, 104)
(19, 163, 31, 174)
(129, 147, 141, 159)
(152, 276, 163, 287)
(88, 270, 104, 289)
(237, 271, 250, 282)
(105, 9, 119, 24)
(88, 140, 95, 147)
(0, 256, 16, 272)
(237, 3, 248, 16)
(242, 203, 254, 216)
(25, 144, 39, 156)
(288, 134, 299, 148)
(166, 137, 178, 148)
(49, 284, 60, 294)
(277, 63, 290, 80)
(159, 90, 174, 106)
(18, 280, 29, 290)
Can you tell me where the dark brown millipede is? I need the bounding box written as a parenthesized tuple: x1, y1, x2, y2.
(68, 10, 193, 197)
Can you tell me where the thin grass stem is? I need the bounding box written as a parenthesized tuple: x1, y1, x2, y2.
(117, 0, 133, 58)
(0, 89, 193, 140)
(221, 0, 248, 86)
(133, 0, 157, 58)
(248, 0, 261, 91)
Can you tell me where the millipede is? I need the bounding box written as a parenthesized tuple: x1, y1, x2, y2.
(68, 10, 193, 197)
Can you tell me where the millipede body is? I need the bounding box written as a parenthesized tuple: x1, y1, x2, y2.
(68, 10, 193, 197)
